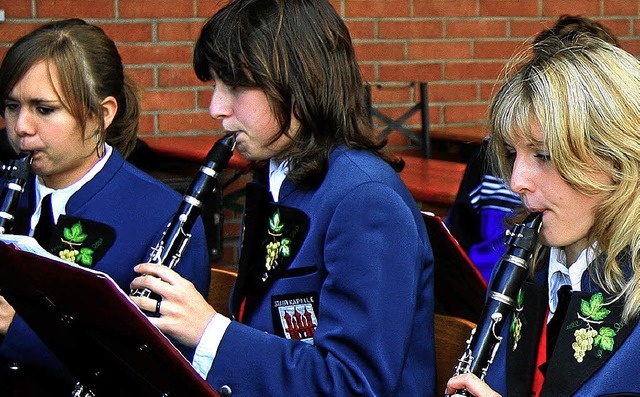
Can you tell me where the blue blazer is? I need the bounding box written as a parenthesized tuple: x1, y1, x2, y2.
(207, 148, 436, 396)
(485, 256, 640, 396)
(0, 150, 210, 386)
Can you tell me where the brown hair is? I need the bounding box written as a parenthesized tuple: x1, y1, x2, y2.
(0, 18, 140, 157)
(194, 0, 401, 188)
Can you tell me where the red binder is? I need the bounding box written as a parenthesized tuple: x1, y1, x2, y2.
(0, 238, 218, 397)
(422, 212, 488, 323)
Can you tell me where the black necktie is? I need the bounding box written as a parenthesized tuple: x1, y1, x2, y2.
(33, 194, 54, 247)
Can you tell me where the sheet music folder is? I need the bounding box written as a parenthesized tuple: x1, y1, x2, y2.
(422, 212, 488, 324)
(0, 237, 218, 397)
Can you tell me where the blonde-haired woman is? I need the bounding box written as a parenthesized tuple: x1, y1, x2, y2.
(447, 34, 640, 396)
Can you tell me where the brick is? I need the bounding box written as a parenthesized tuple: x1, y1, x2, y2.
(594, 18, 632, 39)
(159, 112, 218, 133)
(138, 114, 156, 135)
(408, 41, 472, 60)
(414, 0, 477, 17)
(378, 62, 443, 82)
(118, 45, 193, 65)
(445, 61, 505, 80)
(479, 1, 539, 17)
(197, 89, 213, 110)
(510, 19, 556, 39)
(447, 20, 508, 38)
(444, 103, 489, 124)
(345, 21, 376, 40)
(345, 1, 410, 18)
(542, 0, 601, 17)
(0, 22, 43, 44)
(100, 23, 153, 43)
(429, 83, 477, 102)
(196, 0, 225, 18)
(620, 39, 640, 55)
(475, 40, 526, 59)
(159, 67, 203, 88)
(1, 2, 33, 18)
(142, 90, 196, 111)
(119, 0, 194, 18)
(36, 0, 115, 18)
(359, 64, 376, 81)
(158, 22, 206, 42)
(604, 0, 640, 15)
(125, 67, 155, 89)
(379, 20, 443, 39)
(354, 42, 405, 61)
(480, 82, 502, 101)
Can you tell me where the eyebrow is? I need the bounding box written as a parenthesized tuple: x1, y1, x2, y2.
(5, 95, 60, 105)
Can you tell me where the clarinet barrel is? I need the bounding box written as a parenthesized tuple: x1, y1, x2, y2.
(0, 152, 32, 234)
(452, 212, 542, 394)
(131, 133, 236, 298)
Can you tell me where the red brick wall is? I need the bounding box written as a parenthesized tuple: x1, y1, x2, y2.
(1, 1, 639, 268)
(1, 0, 639, 140)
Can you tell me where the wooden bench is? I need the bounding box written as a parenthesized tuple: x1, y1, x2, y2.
(140, 135, 249, 170)
(141, 135, 464, 211)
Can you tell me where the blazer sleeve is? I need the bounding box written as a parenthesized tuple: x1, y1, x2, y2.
(206, 182, 434, 395)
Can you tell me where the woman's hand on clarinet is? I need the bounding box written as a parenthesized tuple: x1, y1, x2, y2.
(445, 373, 501, 397)
(130, 263, 216, 348)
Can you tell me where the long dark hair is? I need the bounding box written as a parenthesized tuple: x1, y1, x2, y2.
(194, 0, 402, 188)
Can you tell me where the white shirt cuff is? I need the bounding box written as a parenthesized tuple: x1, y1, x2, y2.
(192, 313, 231, 378)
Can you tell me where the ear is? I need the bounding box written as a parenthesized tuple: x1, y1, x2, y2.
(100, 96, 118, 129)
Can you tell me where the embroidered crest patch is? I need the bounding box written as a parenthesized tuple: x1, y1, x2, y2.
(271, 293, 319, 345)
(47, 215, 116, 268)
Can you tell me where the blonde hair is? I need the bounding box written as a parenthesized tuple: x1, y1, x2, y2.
(489, 34, 640, 322)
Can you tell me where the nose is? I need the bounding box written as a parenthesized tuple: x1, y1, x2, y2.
(11, 107, 35, 137)
(208, 88, 232, 120)
(509, 154, 533, 194)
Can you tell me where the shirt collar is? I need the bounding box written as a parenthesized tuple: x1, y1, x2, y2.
(32, 144, 112, 229)
(268, 158, 289, 202)
(547, 244, 597, 320)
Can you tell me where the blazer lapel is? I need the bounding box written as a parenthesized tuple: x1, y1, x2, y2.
(506, 279, 548, 397)
(231, 182, 271, 319)
(542, 290, 636, 395)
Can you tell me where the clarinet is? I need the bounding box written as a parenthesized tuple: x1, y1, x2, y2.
(452, 212, 543, 395)
(0, 152, 32, 234)
(130, 133, 236, 298)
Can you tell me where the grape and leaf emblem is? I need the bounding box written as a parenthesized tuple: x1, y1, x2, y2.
(58, 221, 94, 267)
(510, 288, 525, 351)
(571, 293, 617, 363)
(263, 209, 291, 281)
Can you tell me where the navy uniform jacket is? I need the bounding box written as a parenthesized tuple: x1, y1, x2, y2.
(484, 254, 640, 396)
(207, 148, 436, 396)
(0, 149, 210, 392)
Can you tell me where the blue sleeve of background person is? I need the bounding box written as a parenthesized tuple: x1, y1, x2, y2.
(467, 208, 509, 281)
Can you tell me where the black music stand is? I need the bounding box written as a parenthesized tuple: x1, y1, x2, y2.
(423, 212, 488, 324)
(0, 238, 218, 397)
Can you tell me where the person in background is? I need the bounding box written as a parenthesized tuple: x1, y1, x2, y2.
(0, 19, 210, 396)
(447, 33, 640, 396)
(130, 0, 436, 395)
(446, 15, 620, 282)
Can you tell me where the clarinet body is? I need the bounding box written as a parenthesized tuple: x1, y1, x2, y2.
(452, 212, 543, 395)
(130, 133, 236, 298)
(0, 152, 32, 234)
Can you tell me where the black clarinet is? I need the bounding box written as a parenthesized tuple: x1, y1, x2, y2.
(130, 133, 236, 298)
(452, 212, 543, 395)
(0, 152, 32, 234)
